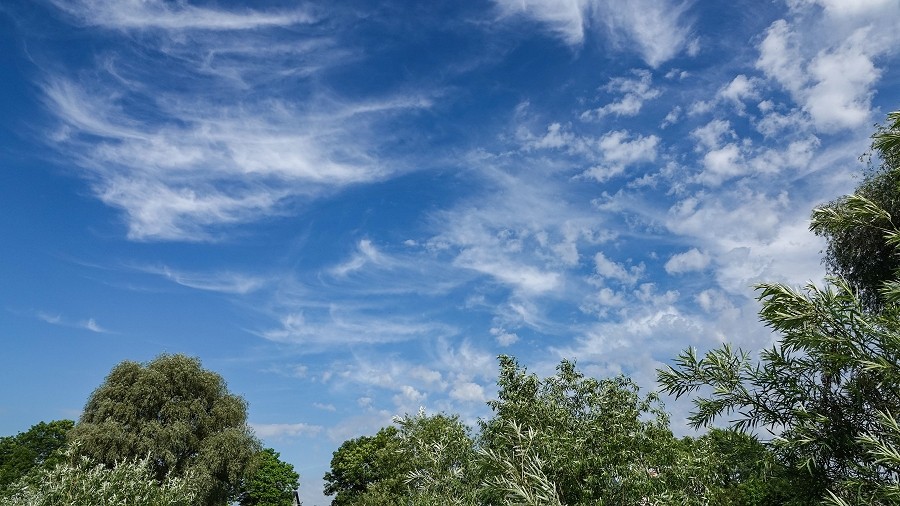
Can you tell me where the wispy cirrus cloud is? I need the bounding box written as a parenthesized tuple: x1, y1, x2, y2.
(137, 265, 269, 294)
(39, 2, 435, 242)
(50, 0, 314, 31)
(250, 422, 323, 439)
(258, 308, 456, 348)
(43, 74, 422, 240)
(37, 312, 111, 333)
(493, 0, 696, 67)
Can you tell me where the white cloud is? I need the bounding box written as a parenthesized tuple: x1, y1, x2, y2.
(449, 382, 487, 403)
(803, 29, 881, 132)
(490, 327, 520, 346)
(691, 119, 734, 150)
(699, 143, 745, 186)
(789, 0, 896, 16)
(755, 108, 810, 137)
(757, 20, 807, 95)
(393, 385, 427, 407)
(664, 248, 710, 274)
(83, 318, 105, 333)
(593, 252, 642, 285)
(51, 0, 314, 31)
(590, 0, 696, 67)
(581, 70, 661, 120)
(493, 0, 588, 45)
(38, 10, 432, 242)
(260, 309, 452, 346)
(755, 6, 897, 133)
(493, 0, 694, 66)
(251, 422, 323, 438)
(454, 249, 562, 294)
(141, 265, 268, 294)
(37, 312, 110, 333)
(330, 240, 390, 277)
(581, 130, 660, 182)
(717, 75, 761, 112)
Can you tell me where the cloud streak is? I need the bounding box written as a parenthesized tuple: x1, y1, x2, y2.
(37, 312, 111, 333)
(50, 0, 314, 31)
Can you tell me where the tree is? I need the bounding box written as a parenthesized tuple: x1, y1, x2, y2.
(239, 448, 300, 506)
(659, 275, 900, 505)
(4, 447, 197, 506)
(67, 353, 261, 505)
(323, 426, 407, 506)
(396, 410, 478, 505)
(812, 110, 900, 311)
(323, 411, 477, 506)
(658, 109, 900, 505)
(0, 420, 73, 493)
(478, 356, 717, 506)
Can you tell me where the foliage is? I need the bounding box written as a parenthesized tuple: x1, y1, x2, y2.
(659, 111, 900, 504)
(239, 448, 300, 506)
(397, 410, 478, 505)
(812, 110, 900, 311)
(477, 419, 564, 506)
(67, 353, 261, 505)
(687, 428, 809, 506)
(4, 446, 198, 506)
(0, 420, 73, 493)
(323, 410, 477, 506)
(324, 357, 787, 506)
(478, 356, 688, 506)
(323, 426, 407, 506)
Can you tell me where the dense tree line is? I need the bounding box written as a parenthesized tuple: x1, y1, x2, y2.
(322, 111, 900, 505)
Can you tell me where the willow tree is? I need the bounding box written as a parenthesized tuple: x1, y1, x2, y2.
(659, 109, 900, 505)
(68, 354, 261, 505)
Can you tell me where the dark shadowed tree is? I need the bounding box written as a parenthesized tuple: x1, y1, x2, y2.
(68, 353, 261, 505)
(812, 110, 900, 311)
(0, 420, 73, 494)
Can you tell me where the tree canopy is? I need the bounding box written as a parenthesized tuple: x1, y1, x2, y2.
(239, 448, 300, 506)
(67, 353, 261, 505)
(324, 357, 781, 506)
(0, 420, 73, 494)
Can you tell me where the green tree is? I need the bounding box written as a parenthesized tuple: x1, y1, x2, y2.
(658, 274, 900, 505)
(812, 110, 900, 311)
(479, 356, 711, 506)
(239, 448, 300, 506)
(323, 411, 477, 506)
(659, 111, 900, 504)
(0, 420, 73, 493)
(397, 410, 478, 505)
(323, 426, 407, 505)
(68, 353, 261, 505)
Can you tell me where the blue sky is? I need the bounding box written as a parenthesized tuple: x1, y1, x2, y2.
(2, 0, 900, 503)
